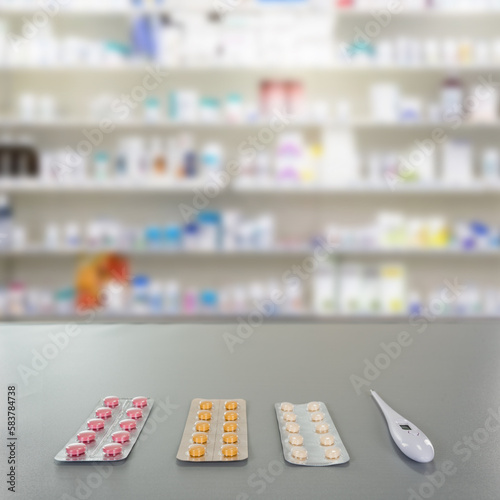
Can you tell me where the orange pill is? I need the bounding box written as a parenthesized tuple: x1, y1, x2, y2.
(192, 433, 208, 445)
(223, 422, 237, 433)
(198, 411, 212, 421)
(199, 401, 213, 410)
(195, 421, 210, 433)
(189, 445, 206, 458)
(221, 445, 238, 457)
(224, 411, 238, 421)
(225, 401, 238, 411)
(222, 433, 238, 444)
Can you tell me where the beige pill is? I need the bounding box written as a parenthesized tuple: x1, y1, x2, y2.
(199, 401, 212, 410)
(281, 402, 294, 412)
(222, 433, 238, 444)
(289, 434, 304, 446)
(283, 412, 297, 422)
(286, 422, 300, 434)
(316, 423, 330, 434)
(192, 433, 208, 445)
(195, 421, 210, 433)
(221, 445, 238, 457)
(223, 422, 237, 433)
(311, 412, 325, 422)
(188, 445, 205, 458)
(307, 402, 321, 412)
(225, 401, 238, 411)
(325, 447, 341, 460)
(320, 434, 335, 447)
(291, 447, 308, 461)
(224, 411, 238, 422)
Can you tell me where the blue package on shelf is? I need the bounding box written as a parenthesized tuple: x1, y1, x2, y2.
(131, 15, 157, 60)
(149, 285, 164, 314)
(132, 275, 150, 313)
(184, 223, 199, 234)
(164, 225, 182, 250)
(199, 289, 218, 313)
(197, 211, 222, 250)
(145, 226, 163, 248)
(184, 222, 200, 251)
(470, 221, 490, 250)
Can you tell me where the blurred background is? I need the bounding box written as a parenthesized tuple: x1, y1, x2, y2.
(1, 0, 500, 321)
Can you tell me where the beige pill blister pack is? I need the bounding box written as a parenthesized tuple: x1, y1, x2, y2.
(275, 401, 350, 467)
(176, 398, 248, 462)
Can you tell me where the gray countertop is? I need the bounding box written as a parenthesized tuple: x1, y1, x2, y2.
(1, 322, 500, 500)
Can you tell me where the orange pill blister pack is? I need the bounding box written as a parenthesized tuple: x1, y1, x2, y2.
(176, 398, 248, 462)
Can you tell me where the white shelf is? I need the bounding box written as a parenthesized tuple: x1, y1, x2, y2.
(1, 6, 498, 17)
(336, 8, 500, 17)
(2, 64, 500, 72)
(2, 118, 499, 130)
(0, 119, 327, 129)
(335, 248, 500, 257)
(232, 183, 500, 195)
(0, 64, 336, 72)
(0, 247, 496, 258)
(0, 181, 209, 193)
(353, 120, 500, 129)
(0, 248, 311, 258)
(0, 3, 329, 16)
(1, 314, 498, 324)
(1, 181, 497, 195)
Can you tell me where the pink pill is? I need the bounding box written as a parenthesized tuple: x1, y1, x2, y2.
(103, 396, 119, 408)
(103, 443, 123, 457)
(126, 408, 143, 419)
(87, 418, 105, 431)
(96, 408, 112, 419)
(132, 397, 148, 408)
(77, 431, 96, 444)
(66, 443, 86, 457)
(119, 419, 137, 431)
(112, 431, 130, 444)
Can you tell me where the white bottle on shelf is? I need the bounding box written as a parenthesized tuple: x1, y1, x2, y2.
(442, 139, 472, 185)
(201, 142, 224, 178)
(313, 260, 337, 316)
(164, 280, 180, 315)
(321, 130, 360, 186)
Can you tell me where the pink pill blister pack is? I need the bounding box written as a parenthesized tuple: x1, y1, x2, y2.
(55, 396, 154, 462)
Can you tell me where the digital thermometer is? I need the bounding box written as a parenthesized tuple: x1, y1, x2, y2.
(371, 390, 435, 463)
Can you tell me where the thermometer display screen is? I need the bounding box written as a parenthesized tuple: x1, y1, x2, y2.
(400, 425, 412, 431)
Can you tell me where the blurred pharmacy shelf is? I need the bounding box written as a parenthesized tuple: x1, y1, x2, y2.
(2, 0, 500, 322)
